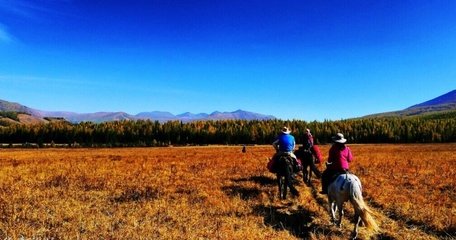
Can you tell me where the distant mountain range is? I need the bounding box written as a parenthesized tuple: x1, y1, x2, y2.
(1, 89, 455, 124)
(0, 99, 276, 123)
(363, 89, 456, 118)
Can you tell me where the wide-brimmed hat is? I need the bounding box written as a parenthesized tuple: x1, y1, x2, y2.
(281, 126, 291, 134)
(332, 133, 347, 143)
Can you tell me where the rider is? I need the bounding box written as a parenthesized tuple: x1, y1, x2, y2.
(305, 128, 322, 163)
(272, 126, 298, 166)
(303, 128, 314, 150)
(295, 128, 314, 161)
(272, 126, 300, 196)
(273, 126, 297, 159)
(320, 133, 353, 194)
(299, 128, 317, 159)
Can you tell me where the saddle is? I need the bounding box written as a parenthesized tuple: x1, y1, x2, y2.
(329, 170, 349, 185)
(267, 153, 300, 174)
(277, 153, 302, 173)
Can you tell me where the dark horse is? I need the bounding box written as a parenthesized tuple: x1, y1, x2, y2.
(295, 146, 322, 184)
(275, 154, 300, 199)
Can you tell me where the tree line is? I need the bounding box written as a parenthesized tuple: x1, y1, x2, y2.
(0, 112, 455, 147)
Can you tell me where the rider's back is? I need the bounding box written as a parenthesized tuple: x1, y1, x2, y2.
(276, 133, 295, 152)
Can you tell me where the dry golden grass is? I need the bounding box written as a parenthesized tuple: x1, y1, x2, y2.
(0, 144, 454, 239)
(351, 144, 456, 238)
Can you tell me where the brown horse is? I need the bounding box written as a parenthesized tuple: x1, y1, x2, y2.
(294, 146, 321, 184)
(274, 154, 300, 199)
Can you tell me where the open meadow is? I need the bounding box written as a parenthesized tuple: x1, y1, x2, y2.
(0, 144, 454, 239)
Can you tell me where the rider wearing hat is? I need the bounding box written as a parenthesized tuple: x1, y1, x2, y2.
(303, 128, 314, 150)
(272, 126, 297, 161)
(320, 133, 353, 194)
(270, 126, 299, 172)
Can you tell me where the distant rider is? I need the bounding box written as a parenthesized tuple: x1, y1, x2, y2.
(320, 133, 353, 194)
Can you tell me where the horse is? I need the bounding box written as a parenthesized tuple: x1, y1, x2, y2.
(274, 154, 300, 199)
(294, 146, 321, 184)
(327, 173, 379, 239)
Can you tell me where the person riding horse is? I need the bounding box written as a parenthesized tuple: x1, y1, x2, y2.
(303, 128, 314, 149)
(272, 126, 300, 197)
(320, 133, 353, 194)
(272, 126, 298, 165)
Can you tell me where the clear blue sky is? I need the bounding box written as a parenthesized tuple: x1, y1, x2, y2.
(1, 0, 455, 120)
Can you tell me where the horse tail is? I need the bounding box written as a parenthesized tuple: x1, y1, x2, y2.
(350, 181, 379, 232)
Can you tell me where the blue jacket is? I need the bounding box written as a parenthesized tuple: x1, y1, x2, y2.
(273, 133, 295, 152)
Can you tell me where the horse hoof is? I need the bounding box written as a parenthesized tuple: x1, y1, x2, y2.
(350, 233, 358, 240)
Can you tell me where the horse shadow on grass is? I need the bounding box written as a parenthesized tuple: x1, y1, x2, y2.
(254, 204, 318, 238)
(223, 175, 274, 201)
(368, 198, 455, 239)
(222, 184, 262, 201)
(224, 175, 334, 239)
(230, 175, 276, 186)
(110, 186, 160, 203)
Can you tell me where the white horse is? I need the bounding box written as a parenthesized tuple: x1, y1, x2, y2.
(327, 173, 379, 239)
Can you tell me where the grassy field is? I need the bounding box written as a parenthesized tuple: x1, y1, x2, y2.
(0, 144, 454, 239)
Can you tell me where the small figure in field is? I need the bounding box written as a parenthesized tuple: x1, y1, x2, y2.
(242, 145, 246, 153)
(320, 133, 353, 194)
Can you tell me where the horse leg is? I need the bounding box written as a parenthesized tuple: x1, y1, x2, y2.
(277, 174, 285, 199)
(303, 161, 313, 184)
(282, 176, 287, 199)
(306, 154, 313, 183)
(351, 213, 361, 240)
(336, 201, 344, 227)
(301, 164, 306, 182)
(302, 164, 308, 182)
(307, 165, 312, 184)
(277, 174, 282, 199)
(277, 175, 280, 198)
(327, 193, 335, 224)
(310, 160, 321, 178)
(285, 163, 299, 197)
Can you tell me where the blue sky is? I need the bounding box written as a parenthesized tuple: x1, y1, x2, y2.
(1, 0, 455, 120)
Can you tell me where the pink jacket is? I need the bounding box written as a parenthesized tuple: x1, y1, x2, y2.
(327, 144, 353, 171)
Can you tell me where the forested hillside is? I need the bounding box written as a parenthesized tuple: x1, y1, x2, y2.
(0, 111, 455, 147)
